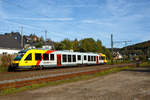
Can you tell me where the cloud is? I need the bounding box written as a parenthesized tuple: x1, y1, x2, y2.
(7, 17, 74, 21)
(59, 5, 100, 8)
(0, 19, 41, 31)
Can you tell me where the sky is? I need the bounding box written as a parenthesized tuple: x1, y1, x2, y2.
(0, 0, 150, 48)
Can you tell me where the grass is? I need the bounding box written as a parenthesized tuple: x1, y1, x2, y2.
(140, 61, 150, 67)
(107, 60, 131, 65)
(0, 66, 133, 95)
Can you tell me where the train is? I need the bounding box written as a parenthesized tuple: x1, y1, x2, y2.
(9, 49, 107, 71)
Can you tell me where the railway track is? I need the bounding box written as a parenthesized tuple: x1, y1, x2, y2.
(0, 63, 135, 90)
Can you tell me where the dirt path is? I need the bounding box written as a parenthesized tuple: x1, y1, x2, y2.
(1, 67, 150, 100)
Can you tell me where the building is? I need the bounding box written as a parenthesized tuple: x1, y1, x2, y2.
(0, 33, 21, 54)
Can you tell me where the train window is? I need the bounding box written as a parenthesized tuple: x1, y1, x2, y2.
(101, 56, 104, 60)
(68, 55, 71, 62)
(73, 55, 76, 62)
(35, 53, 41, 60)
(84, 55, 87, 60)
(88, 56, 90, 61)
(63, 55, 67, 62)
(25, 53, 32, 60)
(94, 56, 96, 61)
(50, 54, 54, 60)
(78, 55, 81, 60)
(99, 56, 101, 60)
(43, 54, 49, 60)
(91, 56, 94, 61)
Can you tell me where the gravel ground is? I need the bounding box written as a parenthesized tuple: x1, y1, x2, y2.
(0, 63, 133, 81)
(1, 66, 150, 100)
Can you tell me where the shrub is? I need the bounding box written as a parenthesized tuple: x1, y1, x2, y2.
(0, 54, 14, 69)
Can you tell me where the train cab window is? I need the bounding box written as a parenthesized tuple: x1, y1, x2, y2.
(84, 55, 87, 60)
(63, 55, 67, 62)
(35, 53, 41, 60)
(50, 54, 54, 60)
(68, 55, 71, 62)
(43, 54, 49, 60)
(88, 56, 90, 61)
(25, 53, 32, 60)
(78, 55, 81, 60)
(73, 55, 76, 62)
(101, 56, 104, 60)
(94, 56, 96, 61)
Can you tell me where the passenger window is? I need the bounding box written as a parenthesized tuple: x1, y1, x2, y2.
(88, 56, 90, 61)
(50, 54, 54, 60)
(99, 56, 102, 60)
(84, 55, 87, 60)
(73, 55, 76, 62)
(43, 54, 49, 60)
(63, 55, 67, 62)
(94, 56, 96, 61)
(25, 53, 32, 60)
(68, 55, 71, 62)
(78, 55, 81, 60)
(91, 56, 94, 61)
(35, 53, 41, 60)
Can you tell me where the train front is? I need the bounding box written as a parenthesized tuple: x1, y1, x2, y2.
(9, 50, 27, 71)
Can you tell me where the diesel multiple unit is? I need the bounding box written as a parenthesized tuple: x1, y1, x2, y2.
(10, 49, 107, 71)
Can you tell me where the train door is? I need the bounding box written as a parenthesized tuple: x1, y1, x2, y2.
(96, 56, 99, 64)
(57, 54, 62, 66)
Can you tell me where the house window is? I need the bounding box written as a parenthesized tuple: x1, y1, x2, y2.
(35, 53, 41, 60)
(25, 53, 32, 60)
(43, 54, 49, 60)
(50, 54, 54, 60)
(63, 55, 67, 62)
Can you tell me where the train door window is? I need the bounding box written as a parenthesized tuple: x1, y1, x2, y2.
(63, 55, 67, 62)
(43, 54, 49, 60)
(94, 56, 96, 61)
(78, 55, 81, 60)
(73, 55, 76, 62)
(88, 56, 90, 61)
(35, 53, 41, 60)
(68, 55, 71, 62)
(50, 54, 54, 60)
(25, 53, 32, 60)
(84, 55, 87, 60)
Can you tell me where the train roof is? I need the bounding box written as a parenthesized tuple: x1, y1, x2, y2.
(20, 49, 106, 56)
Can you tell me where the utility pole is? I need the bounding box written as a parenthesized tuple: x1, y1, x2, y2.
(20, 26, 23, 49)
(111, 34, 114, 65)
(45, 30, 47, 41)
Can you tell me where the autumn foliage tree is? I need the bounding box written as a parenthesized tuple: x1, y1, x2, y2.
(54, 38, 111, 59)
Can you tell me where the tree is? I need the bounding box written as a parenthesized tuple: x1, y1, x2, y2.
(72, 38, 80, 51)
(79, 38, 97, 52)
(35, 42, 43, 48)
(61, 39, 73, 50)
